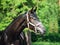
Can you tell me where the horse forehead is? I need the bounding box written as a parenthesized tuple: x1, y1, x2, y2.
(32, 13, 38, 19)
(30, 14, 38, 19)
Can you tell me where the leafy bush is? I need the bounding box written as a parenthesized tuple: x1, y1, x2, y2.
(0, 0, 59, 42)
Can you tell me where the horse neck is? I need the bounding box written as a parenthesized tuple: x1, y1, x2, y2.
(5, 14, 26, 33)
(16, 20, 27, 33)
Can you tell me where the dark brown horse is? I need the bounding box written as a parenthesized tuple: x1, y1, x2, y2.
(0, 7, 46, 45)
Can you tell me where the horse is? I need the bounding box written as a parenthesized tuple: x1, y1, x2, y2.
(0, 30, 26, 45)
(0, 30, 6, 45)
(0, 7, 46, 45)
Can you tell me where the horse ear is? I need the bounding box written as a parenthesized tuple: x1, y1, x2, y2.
(29, 7, 37, 13)
(34, 7, 37, 12)
(29, 7, 34, 13)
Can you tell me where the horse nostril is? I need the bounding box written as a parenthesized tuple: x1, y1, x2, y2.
(44, 30, 46, 32)
(44, 30, 46, 33)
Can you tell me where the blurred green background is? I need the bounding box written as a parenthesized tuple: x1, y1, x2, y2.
(0, 0, 60, 45)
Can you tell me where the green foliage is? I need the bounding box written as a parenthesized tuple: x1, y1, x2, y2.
(37, 0, 59, 34)
(32, 42, 60, 45)
(31, 32, 38, 42)
(0, 0, 59, 43)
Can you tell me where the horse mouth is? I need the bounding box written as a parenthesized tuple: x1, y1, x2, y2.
(36, 27, 46, 35)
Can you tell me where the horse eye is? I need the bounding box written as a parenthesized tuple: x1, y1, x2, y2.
(30, 16, 32, 18)
(33, 18, 36, 20)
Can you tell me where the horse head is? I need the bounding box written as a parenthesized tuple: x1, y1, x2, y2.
(25, 7, 46, 35)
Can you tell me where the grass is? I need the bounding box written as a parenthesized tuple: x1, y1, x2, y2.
(32, 42, 60, 45)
